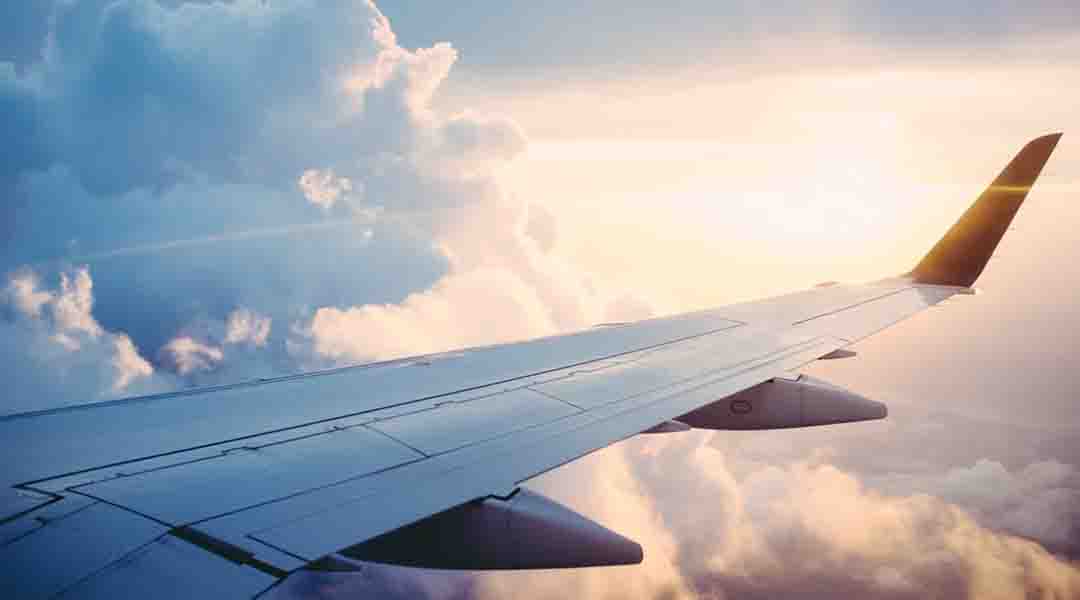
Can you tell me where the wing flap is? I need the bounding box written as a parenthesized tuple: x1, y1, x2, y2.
(58, 534, 276, 600)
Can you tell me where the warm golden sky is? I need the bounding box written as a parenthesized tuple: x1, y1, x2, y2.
(460, 58, 1080, 311)
(419, 30, 1080, 428)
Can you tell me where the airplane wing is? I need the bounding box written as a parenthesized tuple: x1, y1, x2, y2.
(0, 134, 1061, 599)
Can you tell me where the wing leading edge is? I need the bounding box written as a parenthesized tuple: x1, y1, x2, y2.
(0, 134, 1062, 598)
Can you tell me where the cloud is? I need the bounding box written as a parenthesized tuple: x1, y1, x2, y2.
(877, 459, 1080, 555)
(1, 0, 655, 409)
(1, 0, 631, 383)
(150, 306, 280, 385)
(299, 266, 558, 362)
(0, 0, 540, 370)
(0, 2, 55, 68)
(695, 453, 1080, 600)
(156, 307, 273, 377)
(524, 202, 558, 254)
(225, 307, 272, 347)
(158, 335, 224, 375)
(0, 267, 160, 414)
(298, 169, 355, 211)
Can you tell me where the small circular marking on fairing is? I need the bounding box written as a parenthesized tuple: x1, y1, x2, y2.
(730, 399, 752, 414)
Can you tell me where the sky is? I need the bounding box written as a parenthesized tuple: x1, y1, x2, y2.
(1, 1, 1079, 599)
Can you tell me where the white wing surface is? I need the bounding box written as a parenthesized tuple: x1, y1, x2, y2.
(0, 134, 1061, 598)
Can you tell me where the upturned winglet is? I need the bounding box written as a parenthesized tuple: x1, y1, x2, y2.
(910, 133, 1062, 287)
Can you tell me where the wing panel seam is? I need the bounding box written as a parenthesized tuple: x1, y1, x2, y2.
(790, 286, 914, 326)
(361, 424, 431, 458)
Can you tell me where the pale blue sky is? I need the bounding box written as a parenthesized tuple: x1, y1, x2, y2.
(7, 2, 1078, 73)
(381, 1, 1079, 72)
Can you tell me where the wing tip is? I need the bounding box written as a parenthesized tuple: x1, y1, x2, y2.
(910, 132, 1063, 287)
(1016, 132, 1063, 167)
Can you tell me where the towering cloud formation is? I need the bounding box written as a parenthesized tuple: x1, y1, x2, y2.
(1, 0, 631, 392)
(2, 3, 1078, 599)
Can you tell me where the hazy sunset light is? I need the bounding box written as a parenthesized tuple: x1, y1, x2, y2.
(2, 2, 1078, 599)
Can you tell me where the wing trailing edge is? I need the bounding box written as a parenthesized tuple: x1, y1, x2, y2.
(910, 133, 1062, 287)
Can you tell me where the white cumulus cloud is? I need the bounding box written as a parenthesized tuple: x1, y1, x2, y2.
(0, 267, 159, 413)
(298, 169, 355, 210)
